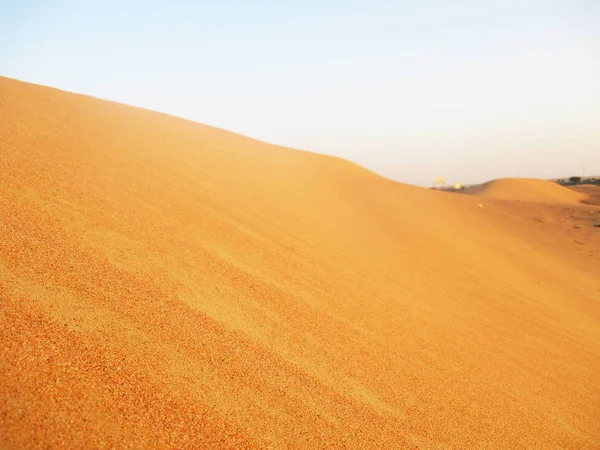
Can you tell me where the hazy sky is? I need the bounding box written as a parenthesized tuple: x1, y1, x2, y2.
(1, 1, 599, 185)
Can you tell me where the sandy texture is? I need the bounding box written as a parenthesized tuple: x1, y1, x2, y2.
(572, 185, 600, 208)
(1, 76, 600, 449)
(462, 178, 586, 204)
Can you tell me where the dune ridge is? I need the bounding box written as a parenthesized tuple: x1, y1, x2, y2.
(462, 177, 586, 204)
(1, 76, 600, 449)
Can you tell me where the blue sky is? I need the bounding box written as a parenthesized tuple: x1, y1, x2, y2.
(1, 0, 599, 185)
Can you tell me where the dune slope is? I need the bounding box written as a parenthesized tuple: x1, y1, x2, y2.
(1, 76, 600, 449)
(462, 177, 586, 204)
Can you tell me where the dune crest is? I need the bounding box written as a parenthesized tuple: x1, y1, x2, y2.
(462, 177, 586, 204)
(1, 76, 599, 449)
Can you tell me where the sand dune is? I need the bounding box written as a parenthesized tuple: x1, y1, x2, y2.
(1, 76, 600, 449)
(462, 177, 586, 204)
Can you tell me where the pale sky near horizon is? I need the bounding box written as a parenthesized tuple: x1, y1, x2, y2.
(1, 0, 599, 186)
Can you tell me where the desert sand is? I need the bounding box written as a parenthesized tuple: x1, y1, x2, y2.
(462, 178, 586, 204)
(1, 76, 599, 449)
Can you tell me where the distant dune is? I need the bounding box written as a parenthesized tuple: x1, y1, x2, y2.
(1, 76, 600, 449)
(462, 177, 586, 204)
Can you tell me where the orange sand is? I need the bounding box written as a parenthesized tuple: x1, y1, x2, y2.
(1, 76, 600, 449)
(462, 178, 586, 204)
(572, 184, 600, 207)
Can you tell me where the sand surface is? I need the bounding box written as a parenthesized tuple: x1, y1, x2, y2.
(1, 76, 600, 449)
(572, 184, 600, 207)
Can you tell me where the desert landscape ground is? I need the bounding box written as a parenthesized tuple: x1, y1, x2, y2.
(1, 76, 599, 449)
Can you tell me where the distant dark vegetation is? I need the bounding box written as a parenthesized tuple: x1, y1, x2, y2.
(555, 176, 600, 187)
(430, 184, 471, 192)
